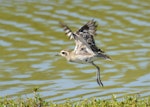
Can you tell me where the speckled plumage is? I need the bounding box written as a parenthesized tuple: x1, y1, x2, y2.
(59, 20, 111, 86)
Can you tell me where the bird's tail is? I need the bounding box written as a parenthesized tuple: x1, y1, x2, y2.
(104, 55, 111, 61)
(59, 22, 75, 40)
(98, 53, 111, 61)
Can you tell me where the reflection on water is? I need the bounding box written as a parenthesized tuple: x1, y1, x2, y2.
(0, 0, 150, 103)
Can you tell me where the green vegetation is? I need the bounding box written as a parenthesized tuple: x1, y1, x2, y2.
(0, 88, 150, 107)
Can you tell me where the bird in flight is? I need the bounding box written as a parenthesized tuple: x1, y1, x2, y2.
(58, 20, 111, 86)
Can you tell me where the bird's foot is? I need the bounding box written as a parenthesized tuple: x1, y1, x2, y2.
(97, 78, 104, 87)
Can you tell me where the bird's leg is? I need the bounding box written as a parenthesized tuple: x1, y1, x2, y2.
(91, 62, 104, 87)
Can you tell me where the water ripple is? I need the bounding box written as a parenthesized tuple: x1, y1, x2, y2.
(0, 0, 149, 103)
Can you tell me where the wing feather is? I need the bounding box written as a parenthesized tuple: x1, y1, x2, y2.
(60, 20, 104, 55)
(76, 20, 104, 54)
(60, 22, 90, 55)
(59, 22, 75, 40)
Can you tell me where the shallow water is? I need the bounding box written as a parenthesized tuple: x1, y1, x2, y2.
(0, 0, 150, 103)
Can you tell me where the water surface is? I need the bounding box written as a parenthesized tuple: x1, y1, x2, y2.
(0, 0, 150, 103)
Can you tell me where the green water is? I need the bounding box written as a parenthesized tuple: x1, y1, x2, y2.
(0, 0, 150, 103)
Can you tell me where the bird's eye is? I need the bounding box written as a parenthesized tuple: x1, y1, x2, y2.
(61, 51, 67, 55)
(62, 52, 65, 54)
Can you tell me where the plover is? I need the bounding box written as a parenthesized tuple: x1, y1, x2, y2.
(58, 20, 111, 86)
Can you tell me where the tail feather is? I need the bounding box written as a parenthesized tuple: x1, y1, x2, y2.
(98, 53, 111, 60)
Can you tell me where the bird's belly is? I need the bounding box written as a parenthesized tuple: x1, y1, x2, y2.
(69, 56, 98, 64)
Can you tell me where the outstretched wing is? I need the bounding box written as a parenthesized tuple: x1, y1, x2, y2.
(60, 22, 91, 55)
(77, 19, 97, 36)
(75, 20, 104, 54)
(59, 22, 75, 40)
(60, 20, 104, 55)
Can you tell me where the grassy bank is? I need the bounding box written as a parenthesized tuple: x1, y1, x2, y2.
(0, 88, 150, 107)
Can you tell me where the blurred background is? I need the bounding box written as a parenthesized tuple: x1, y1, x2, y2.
(0, 0, 150, 103)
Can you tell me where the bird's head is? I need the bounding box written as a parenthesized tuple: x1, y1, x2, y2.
(59, 50, 73, 60)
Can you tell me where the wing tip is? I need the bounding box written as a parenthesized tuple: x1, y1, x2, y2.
(59, 21, 75, 40)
